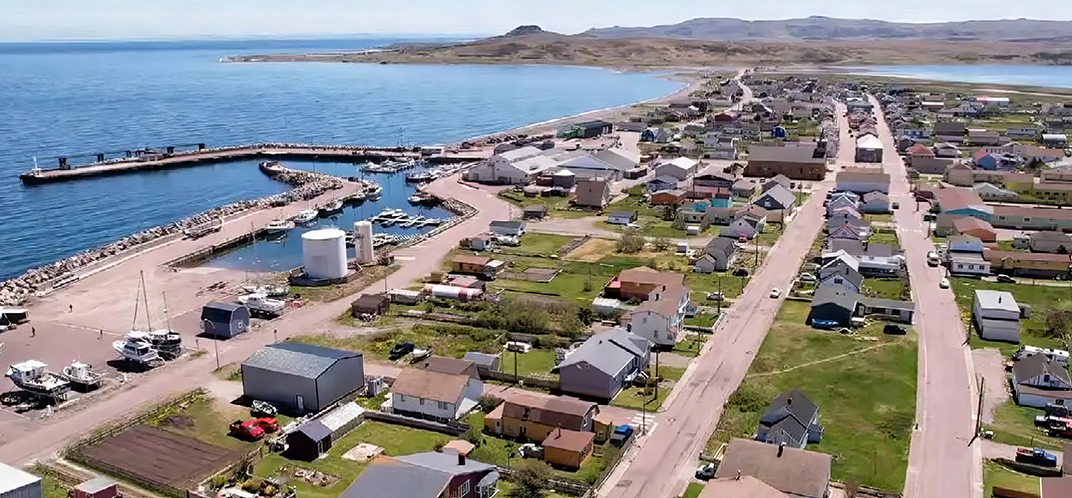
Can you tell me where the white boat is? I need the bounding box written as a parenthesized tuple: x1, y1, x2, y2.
(293, 209, 318, 224)
(365, 184, 383, 200)
(6, 360, 70, 398)
(348, 191, 366, 203)
(148, 329, 183, 360)
(265, 219, 295, 233)
(319, 199, 344, 217)
(0, 306, 29, 323)
(113, 331, 160, 364)
(259, 161, 286, 176)
(241, 283, 290, 297)
(238, 293, 286, 315)
(61, 361, 105, 389)
(401, 215, 425, 228)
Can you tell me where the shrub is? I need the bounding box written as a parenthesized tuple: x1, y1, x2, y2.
(652, 236, 671, 251)
(509, 460, 554, 498)
(433, 439, 446, 452)
(616, 233, 646, 254)
(479, 395, 503, 413)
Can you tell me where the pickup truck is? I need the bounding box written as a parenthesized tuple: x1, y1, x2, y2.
(1015, 447, 1057, 467)
(230, 419, 266, 441)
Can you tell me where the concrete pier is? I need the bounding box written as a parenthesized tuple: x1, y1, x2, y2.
(18, 143, 484, 184)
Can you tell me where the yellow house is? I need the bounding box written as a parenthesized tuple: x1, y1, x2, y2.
(1003, 172, 1036, 194)
(542, 427, 595, 469)
(484, 391, 600, 442)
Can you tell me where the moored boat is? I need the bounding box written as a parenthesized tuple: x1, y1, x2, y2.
(259, 161, 286, 176)
(318, 199, 344, 217)
(265, 219, 295, 233)
(293, 209, 318, 224)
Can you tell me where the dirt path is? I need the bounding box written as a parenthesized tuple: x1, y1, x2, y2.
(972, 349, 1008, 425)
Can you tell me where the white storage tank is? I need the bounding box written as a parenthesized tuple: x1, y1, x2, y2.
(302, 228, 347, 280)
(423, 284, 484, 302)
(353, 221, 375, 265)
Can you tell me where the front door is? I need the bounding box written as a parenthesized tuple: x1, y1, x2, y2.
(296, 395, 304, 413)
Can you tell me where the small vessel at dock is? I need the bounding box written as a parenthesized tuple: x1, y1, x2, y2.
(149, 329, 183, 360)
(318, 199, 344, 217)
(264, 219, 295, 233)
(239, 293, 286, 316)
(259, 161, 286, 176)
(293, 209, 318, 224)
(113, 331, 161, 364)
(6, 360, 71, 401)
(365, 184, 383, 200)
(61, 361, 105, 389)
(405, 171, 434, 183)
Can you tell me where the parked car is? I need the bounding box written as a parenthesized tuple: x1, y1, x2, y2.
(255, 417, 280, 433)
(997, 275, 1016, 284)
(927, 251, 941, 267)
(695, 462, 716, 480)
(799, 272, 817, 283)
(519, 443, 543, 459)
(939, 278, 950, 289)
(892, 202, 900, 210)
(610, 425, 635, 448)
(769, 288, 781, 298)
(230, 420, 266, 441)
(389, 342, 415, 359)
(1015, 447, 1058, 467)
(706, 292, 725, 302)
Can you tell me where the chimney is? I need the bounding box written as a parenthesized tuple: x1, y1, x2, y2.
(778, 442, 785, 457)
(787, 397, 792, 406)
(736, 470, 741, 480)
(458, 453, 466, 466)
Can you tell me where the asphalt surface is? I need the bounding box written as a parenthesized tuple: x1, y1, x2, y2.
(869, 95, 983, 498)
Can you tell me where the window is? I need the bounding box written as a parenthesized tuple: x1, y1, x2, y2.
(399, 395, 405, 403)
(438, 401, 450, 411)
(456, 480, 470, 497)
(419, 398, 425, 406)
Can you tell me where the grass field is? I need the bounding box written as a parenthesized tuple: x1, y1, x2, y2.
(863, 278, 908, 301)
(951, 277, 1070, 356)
(504, 348, 559, 378)
(983, 460, 1040, 498)
(254, 421, 447, 498)
(507, 233, 579, 256)
(685, 312, 718, 328)
(611, 366, 686, 411)
(868, 229, 900, 247)
(293, 323, 503, 362)
(708, 301, 918, 491)
(683, 482, 705, 498)
(984, 399, 1070, 451)
(497, 189, 591, 219)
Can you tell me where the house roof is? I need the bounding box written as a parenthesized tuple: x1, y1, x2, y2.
(733, 178, 756, 190)
(295, 420, 333, 442)
(907, 144, 934, 156)
(628, 284, 688, 318)
(811, 287, 859, 312)
(650, 175, 680, 184)
(759, 390, 819, 446)
(524, 204, 548, 213)
(698, 476, 788, 498)
(1031, 231, 1072, 242)
(498, 146, 542, 162)
(489, 220, 524, 230)
(836, 169, 891, 185)
(862, 191, 889, 203)
(756, 185, 797, 210)
(416, 357, 478, 377)
(242, 343, 360, 379)
(766, 174, 792, 187)
(984, 250, 1072, 264)
(706, 237, 738, 259)
(542, 427, 595, 453)
(855, 134, 884, 149)
(554, 328, 649, 376)
(391, 369, 469, 404)
(593, 148, 640, 170)
(352, 294, 389, 309)
(618, 266, 686, 288)
(500, 391, 596, 427)
(463, 352, 498, 368)
(974, 290, 1020, 313)
(442, 440, 475, 456)
(317, 402, 364, 432)
(74, 478, 117, 494)
(714, 439, 832, 498)
(933, 188, 986, 211)
(396, 451, 495, 475)
(953, 217, 995, 233)
(819, 264, 863, 290)
(1014, 354, 1072, 387)
(748, 145, 825, 164)
(453, 254, 491, 266)
(993, 205, 1072, 221)
(202, 302, 247, 323)
(610, 211, 636, 219)
(340, 453, 492, 498)
(0, 463, 40, 495)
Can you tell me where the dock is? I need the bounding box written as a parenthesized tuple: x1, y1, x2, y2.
(19, 143, 485, 184)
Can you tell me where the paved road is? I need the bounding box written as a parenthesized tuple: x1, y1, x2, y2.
(0, 173, 517, 466)
(869, 95, 983, 498)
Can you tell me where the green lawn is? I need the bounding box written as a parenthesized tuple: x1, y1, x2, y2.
(254, 421, 448, 498)
(685, 312, 718, 328)
(497, 190, 591, 219)
(688, 268, 751, 300)
(673, 334, 708, 356)
(862, 278, 908, 301)
(683, 482, 705, 498)
(502, 348, 559, 378)
(708, 301, 918, 492)
(611, 366, 685, 411)
(951, 277, 1071, 356)
(754, 223, 786, 247)
(292, 323, 503, 362)
(865, 213, 894, 223)
(508, 233, 579, 257)
(868, 229, 900, 246)
(984, 398, 1070, 451)
(606, 194, 659, 219)
(983, 460, 1040, 498)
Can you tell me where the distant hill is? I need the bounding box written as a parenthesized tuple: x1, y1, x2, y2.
(584, 17, 1072, 42)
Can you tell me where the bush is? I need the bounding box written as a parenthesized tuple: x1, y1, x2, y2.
(479, 395, 503, 413)
(509, 460, 554, 498)
(433, 439, 446, 452)
(616, 233, 646, 254)
(652, 236, 671, 251)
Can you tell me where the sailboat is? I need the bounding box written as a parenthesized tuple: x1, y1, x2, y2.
(114, 272, 179, 363)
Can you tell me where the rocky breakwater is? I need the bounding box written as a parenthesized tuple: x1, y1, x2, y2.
(0, 170, 346, 307)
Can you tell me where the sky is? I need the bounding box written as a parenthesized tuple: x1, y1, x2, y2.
(3, 0, 1072, 42)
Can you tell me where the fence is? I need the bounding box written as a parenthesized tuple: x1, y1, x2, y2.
(364, 410, 469, 436)
(480, 369, 560, 390)
(496, 466, 590, 496)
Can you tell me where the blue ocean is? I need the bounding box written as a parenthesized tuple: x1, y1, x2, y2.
(0, 38, 683, 280)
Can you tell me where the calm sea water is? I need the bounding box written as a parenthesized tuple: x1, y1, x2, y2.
(860, 65, 1072, 89)
(0, 39, 682, 280)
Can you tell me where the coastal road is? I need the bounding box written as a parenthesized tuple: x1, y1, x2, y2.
(867, 95, 983, 498)
(0, 173, 517, 466)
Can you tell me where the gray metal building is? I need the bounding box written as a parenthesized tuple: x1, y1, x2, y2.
(200, 302, 251, 339)
(0, 462, 42, 498)
(241, 343, 364, 414)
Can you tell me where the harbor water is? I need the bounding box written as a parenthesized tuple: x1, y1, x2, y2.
(0, 39, 683, 281)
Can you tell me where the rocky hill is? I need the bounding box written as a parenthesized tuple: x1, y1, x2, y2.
(584, 16, 1072, 42)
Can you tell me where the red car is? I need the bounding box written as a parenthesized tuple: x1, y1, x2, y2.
(229, 420, 265, 440)
(255, 417, 279, 433)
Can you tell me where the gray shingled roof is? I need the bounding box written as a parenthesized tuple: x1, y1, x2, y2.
(339, 457, 451, 498)
(243, 343, 360, 379)
(755, 185, 797, 210)
(554, 328, 648, 376)
(811, 287, 859, 311)
(396, 452, 496, 474)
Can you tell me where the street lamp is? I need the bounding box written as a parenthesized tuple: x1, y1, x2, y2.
(202, 319, 220, 370)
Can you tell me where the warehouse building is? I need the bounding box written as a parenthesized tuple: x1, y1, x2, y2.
(241, 343, 364, 414)
(0, 463, 41, 498)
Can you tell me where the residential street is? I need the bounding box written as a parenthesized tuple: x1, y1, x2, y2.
(873, 95, 983, 498)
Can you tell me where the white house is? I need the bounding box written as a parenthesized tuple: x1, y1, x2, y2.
(972, 290, 1021, 343)
(466, 146, 558, 184)
(622, 285, 689, 346)
(653, 157, 701, 181)
(390, 369, 479, 422)
(1012, 354, 1072, 408)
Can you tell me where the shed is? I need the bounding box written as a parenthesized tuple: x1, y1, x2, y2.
(350, 294, 389, 317)
(542, 427, 595, 469)
(523, 205, 548, 220)
(286, 402, 365, 461)
(74, 478, 119, 498)
(200, 302, 251, 339)
(463, 352, 500, 372)
(0, 462, 41, 498)
(241, 343, 365, 414)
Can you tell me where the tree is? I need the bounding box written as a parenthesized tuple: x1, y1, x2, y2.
(662, 203, 679, 222)
(652, 236, 672, 251)
(509, 460, 554, 498)
(616, 233, 646, 254)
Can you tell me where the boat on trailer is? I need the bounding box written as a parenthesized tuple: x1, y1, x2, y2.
(61, 361, 105, 389)
(6, 360, 71, 401)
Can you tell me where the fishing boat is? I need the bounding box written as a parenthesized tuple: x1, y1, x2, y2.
(238, 293, 286, 315)
(293, 209, 318, 224)
(318, 199, 344, 217)
(259, 161, 286, 176)
(365, 184, 383, 200)
(6, 360, 71, 400)
(347, 190, 367, 204)
(113, 331, 161, 364)
(61, 361, 105, 389)
(149, 329, 183, 360)
(405, 171, 434, 183)
(408, 192, 436, 205)
(264, 219, 295, 233)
